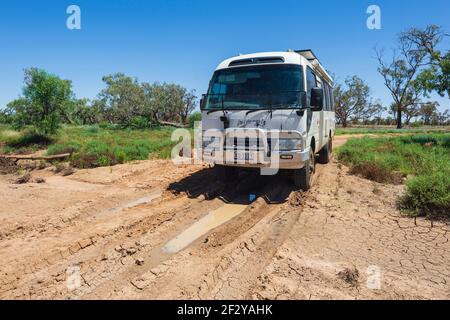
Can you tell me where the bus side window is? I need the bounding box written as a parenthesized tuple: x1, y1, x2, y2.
(306, 67, 317, 106)
(306, 67, 316, 91)
(323, 82, 330, 111)
(329, 86, 335, 111)
(327, 84, 332, 111)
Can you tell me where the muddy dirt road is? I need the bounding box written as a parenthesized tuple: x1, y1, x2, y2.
(0, 136, 449, 299)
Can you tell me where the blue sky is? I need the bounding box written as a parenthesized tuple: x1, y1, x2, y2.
(0, 0, 449, 111)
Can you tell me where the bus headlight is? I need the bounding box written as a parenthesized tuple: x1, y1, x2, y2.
(277, 138, 302, 151)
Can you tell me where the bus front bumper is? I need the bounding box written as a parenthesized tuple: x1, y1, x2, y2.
(203, 147, 311, 170)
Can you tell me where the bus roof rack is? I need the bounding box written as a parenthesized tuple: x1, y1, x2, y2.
(294, 49, 318, 62)
(289, 49, 333, 84)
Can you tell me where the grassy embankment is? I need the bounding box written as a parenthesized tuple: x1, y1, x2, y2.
(337, 133, 450, 219)
(0, 124, 179, 168)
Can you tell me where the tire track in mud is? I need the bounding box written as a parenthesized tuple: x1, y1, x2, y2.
(1, 159, 321, 300)
(0, 161, 203, 243)
(0, 187, 152, 242)
(0, 191, 224, 299)
(0, 166, 223, 298)
(197, 202, 302, 299)
(189, 168, 321, 299)
(110, 169, 321, 299)
(0, 167, 234, 299)
(79, 171, 282, 298)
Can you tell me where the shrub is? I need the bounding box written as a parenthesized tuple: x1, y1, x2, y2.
(338, 133, 450, 218)
(47, 142, 81, 155)
(96, 154, 115, 167)
(441, 135, 450, 148)
(188, 112, 202, 128)
(71, 154, 98, 169)
(402, 134, 438, 146)
(114, 149, 127, 164)
(349, 161, 404, 184)
(129, 116, 154, 129)
(400, 172, 450, 219)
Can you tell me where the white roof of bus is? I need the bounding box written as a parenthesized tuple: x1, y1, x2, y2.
(215, 51, 333, 84)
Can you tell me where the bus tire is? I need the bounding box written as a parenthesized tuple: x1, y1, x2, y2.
(293, 148, 315, 191)
(318, 137, 332, 164)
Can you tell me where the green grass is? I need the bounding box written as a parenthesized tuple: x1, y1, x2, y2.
(336, 126, 450, 136)
(0, 124, 180, 168)
(337, 133, 450, 219)
(0, 125, 53, 154)
(50, 125, 180, 168)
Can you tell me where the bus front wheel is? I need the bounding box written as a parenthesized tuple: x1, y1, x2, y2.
(318, 137, 332, 164)
(293, 148, 315, 191)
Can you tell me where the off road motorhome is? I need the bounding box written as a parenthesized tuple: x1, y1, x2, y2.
(201, 50, 335, 191)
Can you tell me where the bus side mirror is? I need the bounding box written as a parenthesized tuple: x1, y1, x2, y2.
(310, 88, 323, 111)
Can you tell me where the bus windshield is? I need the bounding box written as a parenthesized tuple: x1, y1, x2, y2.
(204, 64, 305, 110)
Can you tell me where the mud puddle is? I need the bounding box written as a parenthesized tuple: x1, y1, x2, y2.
(163, 202, 249, 253)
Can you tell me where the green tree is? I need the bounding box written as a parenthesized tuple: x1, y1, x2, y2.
(433, 109, 450, 126)
(334, 76, 381, 127)
(70, 99, 106, 125)
(377, 25, 448, 129)
(179, 89, 197, 124)
(96, 74, 197, 127)
(142, 82, 180, 123)
(376, 53, 425, 129)
(97, 73, 147, 126)
(401, 25, 449, 98)
(0, 108, 12, 124)
(142, 82, 197, 124)
(419, 101, 439, 125)
(8, 68, 75, 135)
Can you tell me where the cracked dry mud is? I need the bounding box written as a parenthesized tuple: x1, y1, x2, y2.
(0, 137, 449, 300)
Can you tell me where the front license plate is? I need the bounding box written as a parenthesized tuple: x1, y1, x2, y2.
(234, 151, 254, 161)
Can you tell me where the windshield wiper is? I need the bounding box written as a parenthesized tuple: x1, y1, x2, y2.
(245, 109, 270, 116)
(270, 103, 304, 109)
(206, 109, 222, 115)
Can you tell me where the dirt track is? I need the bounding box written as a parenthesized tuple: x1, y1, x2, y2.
(0, 136, 449, 300)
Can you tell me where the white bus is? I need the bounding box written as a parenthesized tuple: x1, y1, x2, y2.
(200, 50, 335, 191)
